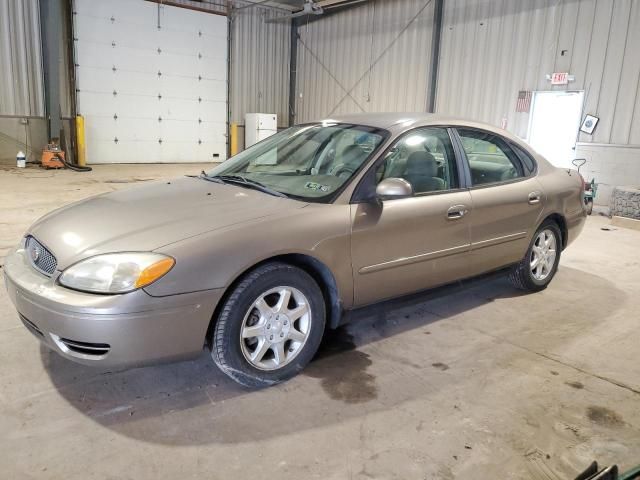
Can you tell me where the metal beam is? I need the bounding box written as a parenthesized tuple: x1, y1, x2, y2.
(427, 0, 443, 113)
(294, 0, 368, 25)
(288, 18, 298, 126)
(39, 0, 63, 140)
(226, 13, 233, 157)
(63, 0, 76, 120)
(232, 0, 297, 12)
(145, 0, 229, 15)
(317, 0, 364, 8)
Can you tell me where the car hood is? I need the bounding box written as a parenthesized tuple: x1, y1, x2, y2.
(28, 176, 307, 269)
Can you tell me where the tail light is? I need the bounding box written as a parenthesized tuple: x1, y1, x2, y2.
(575, 171, 591, 191)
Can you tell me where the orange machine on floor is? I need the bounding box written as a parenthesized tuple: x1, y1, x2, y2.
(41, 142, 65, 169)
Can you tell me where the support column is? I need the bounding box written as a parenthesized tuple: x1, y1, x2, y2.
(427, 0, 444, 113)
(288, 18, 298, 127)
(39, 0, 63, 140)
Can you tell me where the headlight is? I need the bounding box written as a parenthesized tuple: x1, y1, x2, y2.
(59, 253, 175, 294)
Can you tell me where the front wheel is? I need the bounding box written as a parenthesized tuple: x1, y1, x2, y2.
(211, 262, 326, 388)
(509, 221, 562, 292)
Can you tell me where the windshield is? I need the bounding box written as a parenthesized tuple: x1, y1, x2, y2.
(207, 123, 388, 201)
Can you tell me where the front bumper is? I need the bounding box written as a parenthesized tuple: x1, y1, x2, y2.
(3, 246, 223, 367)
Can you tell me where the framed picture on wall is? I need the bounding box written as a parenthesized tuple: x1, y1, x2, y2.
(580, 114, 599, 135)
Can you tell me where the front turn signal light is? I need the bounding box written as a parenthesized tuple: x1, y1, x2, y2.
(135, 257, 175, 288)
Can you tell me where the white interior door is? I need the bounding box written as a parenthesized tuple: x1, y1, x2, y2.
(527, 91, 584, 169)
(74, 0, 228, 164)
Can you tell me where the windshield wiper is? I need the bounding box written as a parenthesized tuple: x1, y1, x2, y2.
(212, 174, 288, 198)
(186, 171, 225, 184)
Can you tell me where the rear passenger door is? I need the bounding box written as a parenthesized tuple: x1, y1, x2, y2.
(454, 128, 544, 274)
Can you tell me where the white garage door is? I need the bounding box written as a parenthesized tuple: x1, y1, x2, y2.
(74, 0, 227, 164)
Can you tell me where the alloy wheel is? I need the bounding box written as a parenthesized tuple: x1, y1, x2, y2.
(240, 286, 312, 370)
(530, 229, 557, 281)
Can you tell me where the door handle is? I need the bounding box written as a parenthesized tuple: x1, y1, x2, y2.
(528, 192, 541, 205)
(447, 205, 468, 220)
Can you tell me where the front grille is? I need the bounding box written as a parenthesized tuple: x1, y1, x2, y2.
(25, 236, 57, 276)
(59, 338, 110, 357)
(19, 314, 44, 338)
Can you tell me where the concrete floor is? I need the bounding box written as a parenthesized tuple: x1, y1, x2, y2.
(1, 164, 640, 479)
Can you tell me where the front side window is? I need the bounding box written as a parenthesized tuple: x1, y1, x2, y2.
(208, 123, 387, 201)
(457, 129, 525, 186)
(375, 127, 459, 194)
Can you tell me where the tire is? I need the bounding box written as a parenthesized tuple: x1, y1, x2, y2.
(211, 262, 326, 388)
(509, 220, 562, 292)
(586, 200, 594, 215)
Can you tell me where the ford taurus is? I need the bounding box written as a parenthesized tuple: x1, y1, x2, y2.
(4, 113, 587, 387)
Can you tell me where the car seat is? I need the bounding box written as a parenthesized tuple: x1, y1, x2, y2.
(404, 151, 445, 193)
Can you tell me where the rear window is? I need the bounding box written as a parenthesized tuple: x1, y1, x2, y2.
(457, 129, 525, 186)
(511, 144, 537, 175)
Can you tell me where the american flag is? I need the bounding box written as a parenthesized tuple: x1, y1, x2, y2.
(516, 90, 532, 112)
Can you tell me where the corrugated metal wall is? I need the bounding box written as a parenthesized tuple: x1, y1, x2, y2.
(230, 2, 291, 129)
(295, 0, 435, 123)
(437, 0, 640, 145)
(0, 0, 45, 117)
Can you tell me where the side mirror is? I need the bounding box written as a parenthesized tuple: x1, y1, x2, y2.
(376, 178, 413, 200)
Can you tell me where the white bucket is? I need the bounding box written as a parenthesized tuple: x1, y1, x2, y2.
(17, 151, 26, 168)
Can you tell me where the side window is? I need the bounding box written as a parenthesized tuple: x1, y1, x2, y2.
(376, 128, 459, 195)
(511, 144, 536, 175)
(457, 129, 525, 186)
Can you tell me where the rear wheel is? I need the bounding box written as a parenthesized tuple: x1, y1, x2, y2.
(509, 220, 562, 292)
(211, 262, 326, 387)
(586, 199, 594, 215)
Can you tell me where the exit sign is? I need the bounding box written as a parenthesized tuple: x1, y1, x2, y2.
(550, 72, 569, 85)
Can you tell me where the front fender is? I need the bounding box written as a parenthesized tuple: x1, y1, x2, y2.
(144, 204, 354, 308)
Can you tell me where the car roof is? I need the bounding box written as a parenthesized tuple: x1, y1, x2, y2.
(316, 112, 526, 146)
(317, 111, 507, 131)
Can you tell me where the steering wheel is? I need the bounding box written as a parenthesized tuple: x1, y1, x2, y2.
(315, 147, 336, 174)
(330, 163, 356, 179)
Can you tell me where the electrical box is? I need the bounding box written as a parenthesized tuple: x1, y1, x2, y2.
(245, 113, 277, 148)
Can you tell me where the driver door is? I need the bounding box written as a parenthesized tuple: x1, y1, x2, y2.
(350, 127, 472, 307)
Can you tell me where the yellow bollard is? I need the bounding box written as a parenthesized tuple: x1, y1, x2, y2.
(75, 115, 87, 166)
(230, 122, 239, 157)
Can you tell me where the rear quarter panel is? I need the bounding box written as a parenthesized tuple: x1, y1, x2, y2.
(536, 164, 587, 248)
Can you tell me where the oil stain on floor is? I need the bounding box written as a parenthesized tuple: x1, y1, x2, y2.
(432, 362, 450, 371)
(305, 326, 378, 404)
(565, 381, 584, 389)
(586, 406, 625, 428)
